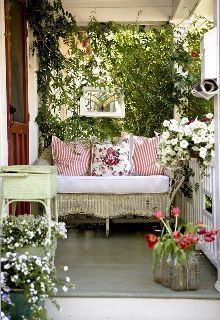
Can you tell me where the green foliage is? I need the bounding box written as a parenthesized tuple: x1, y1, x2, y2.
(26, 0, 213, 146)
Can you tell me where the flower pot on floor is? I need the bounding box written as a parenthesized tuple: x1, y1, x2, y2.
(7, 290, 46, 320)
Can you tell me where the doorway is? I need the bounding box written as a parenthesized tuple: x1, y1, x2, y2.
(5, 0, 29, 214)
(5, 0, 29, 166)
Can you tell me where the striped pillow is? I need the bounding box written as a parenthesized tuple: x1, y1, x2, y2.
(133, 136, 163, 176)
(51, 136, 91, 176)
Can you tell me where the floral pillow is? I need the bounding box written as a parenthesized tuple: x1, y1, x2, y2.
(91, 138, 132, 176)
(51, 136, 91, 176)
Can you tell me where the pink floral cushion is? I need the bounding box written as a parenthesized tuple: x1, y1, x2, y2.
(51, 136, 91, 176)
(91, 138, 132, 176)
(133, 136, 163, 175)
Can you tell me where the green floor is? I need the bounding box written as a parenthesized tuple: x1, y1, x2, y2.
(55, 223, 220, 299)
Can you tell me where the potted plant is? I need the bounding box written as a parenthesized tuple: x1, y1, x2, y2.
(1, 252, 74, 319)
(1, 215, 67, 259)
(157, 113, 215, 173)
(144, 208, 219, 290)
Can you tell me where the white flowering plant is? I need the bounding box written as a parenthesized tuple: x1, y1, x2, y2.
(1, 252, 74, 320)
(157, 113, 214, 173)
(1, 215, 67, 253)
(1, 271, 12, 320)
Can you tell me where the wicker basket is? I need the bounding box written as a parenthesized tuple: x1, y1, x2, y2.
(2, 240, 57, 260)
(0, 165, 57, 199)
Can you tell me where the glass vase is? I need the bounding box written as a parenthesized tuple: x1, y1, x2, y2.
(170, 251, 199, 291)
(160, 253, 173, 287)
(153, 252, 164, 284)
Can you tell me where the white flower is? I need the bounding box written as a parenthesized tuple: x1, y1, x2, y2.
(62, 285, 68, 292)
(163, 120, 170, 127)
(63, 266, 68, 271)
(65, 276, 70, 283)
(199, 147, 207, 159)
(206, 113, 213, 119)
(4, 264, 11, 270)
(161, 131, 170, 139)
(192, 134, 201, 144)
(180, 140, 189, 149)
(184, 126, 192, 136)
(170, 138, 178, 145)
(180, 117, 189, 125)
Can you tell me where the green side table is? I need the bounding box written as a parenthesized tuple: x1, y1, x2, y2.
(0, 165, 58, 239)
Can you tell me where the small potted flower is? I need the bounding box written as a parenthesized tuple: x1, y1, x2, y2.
(1, 215, 67, 259)
(144, 208, 219, 291)
(1, 252, 74, 319)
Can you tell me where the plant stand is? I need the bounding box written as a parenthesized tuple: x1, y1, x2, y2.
(0, 165, 58, 233)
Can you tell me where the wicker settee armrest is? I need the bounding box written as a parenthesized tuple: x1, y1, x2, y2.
(164, 167, 185, 203)
(33, 146, 53, 166)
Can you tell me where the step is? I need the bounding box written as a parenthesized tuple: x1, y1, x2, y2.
(46, 297, 220, 320)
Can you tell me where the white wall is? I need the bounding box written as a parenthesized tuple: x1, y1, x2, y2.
(27, 29, 39, 164)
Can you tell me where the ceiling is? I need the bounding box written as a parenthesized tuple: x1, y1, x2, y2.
(61, 0, 213, 25)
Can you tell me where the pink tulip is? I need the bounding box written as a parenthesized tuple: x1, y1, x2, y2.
(171, 207, 180, 217)
(210, 228, 219, 235)
(172, 231, 180, 238)
(153, 210, 165, 220)
(197, 227, 206, 235)
(192, 236, 199, 244)
(204, 230, 214, 237)
(204, 235, 215, 242)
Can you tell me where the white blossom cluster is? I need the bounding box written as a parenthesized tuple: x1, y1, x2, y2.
(157, 113, 214, 170)
(1, 271, 11, 320)
(1, 253, 74, 319)
(2, 215, 67, 251)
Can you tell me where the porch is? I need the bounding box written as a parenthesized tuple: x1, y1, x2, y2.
(46, 223, 220, 319)
(1, 0, 220, 319)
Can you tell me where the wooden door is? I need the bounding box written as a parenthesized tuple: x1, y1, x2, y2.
(5, 0, 29, 166)
(5, 0, 29, 214)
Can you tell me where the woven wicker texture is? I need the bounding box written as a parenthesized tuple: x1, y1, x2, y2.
(58, 193, 170, 218)
(14, 240, 57, 259)
(0, 166, 57, 199)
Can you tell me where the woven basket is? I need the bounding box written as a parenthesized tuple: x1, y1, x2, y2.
(8, 240, 57, 260)
(0, 165, 57, 199)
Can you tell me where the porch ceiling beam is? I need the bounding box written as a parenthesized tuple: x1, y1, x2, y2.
(171, 0, 202, 20)
(61, 0, 173, 24)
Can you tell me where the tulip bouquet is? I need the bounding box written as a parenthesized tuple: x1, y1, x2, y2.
(144, 207, 219, 264)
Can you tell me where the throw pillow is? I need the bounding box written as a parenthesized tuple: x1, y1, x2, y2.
(91, 138, 132, 176)
(132, 136, 163, 175)
(51, 136, 91, 176)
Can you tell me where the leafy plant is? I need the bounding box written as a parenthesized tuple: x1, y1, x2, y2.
(1, 215, 67, 252)
(1, 253, 74, 319)
(26, 0, 213, 147)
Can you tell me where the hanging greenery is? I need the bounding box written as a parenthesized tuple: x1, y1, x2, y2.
(26, 0, 213, 147)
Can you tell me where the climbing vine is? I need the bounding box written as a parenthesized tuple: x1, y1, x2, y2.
(26, 0, 213, 147)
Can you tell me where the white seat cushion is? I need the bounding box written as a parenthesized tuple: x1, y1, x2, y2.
(56, 175, 169, 194)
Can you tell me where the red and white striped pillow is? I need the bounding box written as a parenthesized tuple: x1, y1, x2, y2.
(132, 136, 163, 175)
(51, 136, 91, 176)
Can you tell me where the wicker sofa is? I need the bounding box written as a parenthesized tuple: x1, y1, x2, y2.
(36, 147, 184, 237)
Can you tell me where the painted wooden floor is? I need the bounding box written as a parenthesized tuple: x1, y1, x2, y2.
(54, 223, 220, 299)
(46, 223, 220, 320)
